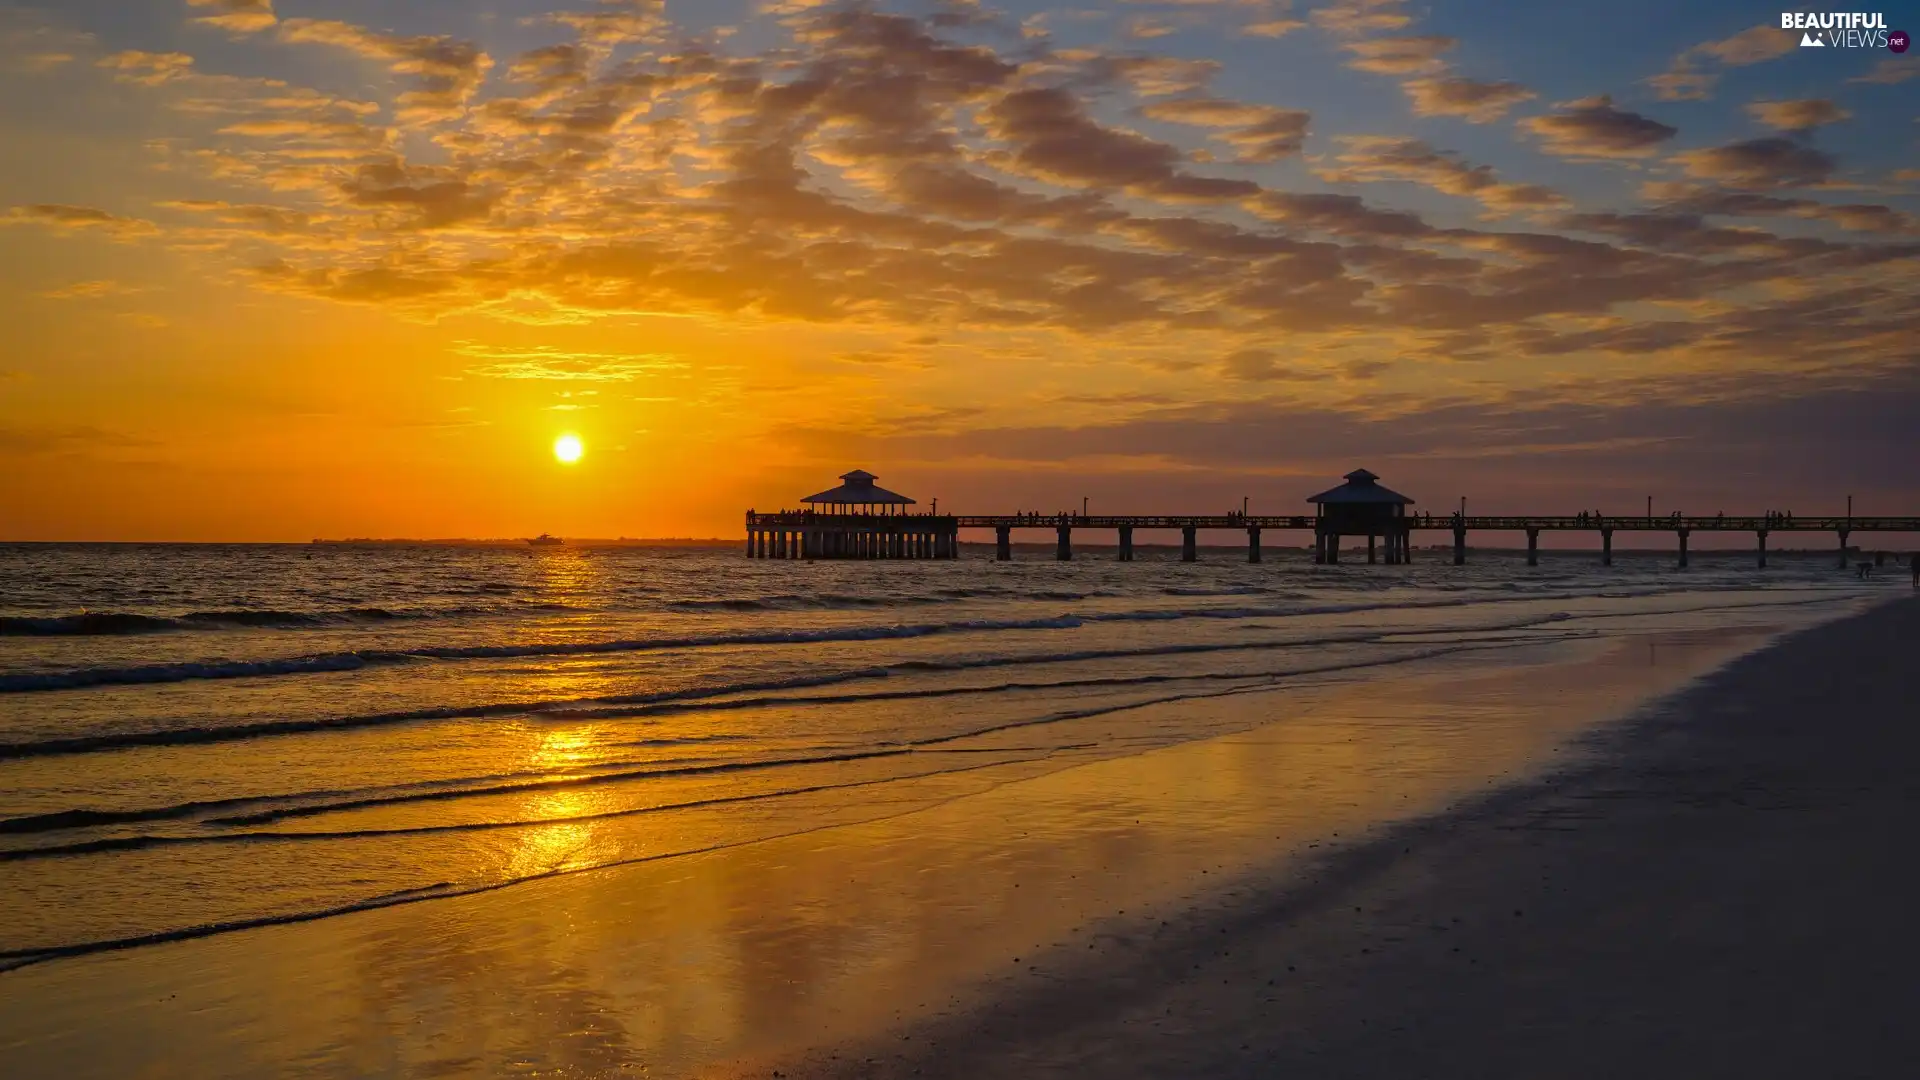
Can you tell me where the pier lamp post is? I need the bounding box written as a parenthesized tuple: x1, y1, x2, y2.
(1243, 496, 1249, 516)
(1847, 494, 1853, 521)
(1083, 496, 1089, 518)
(932, 497, 938, 515)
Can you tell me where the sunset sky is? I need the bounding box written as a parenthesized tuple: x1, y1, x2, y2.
(1, 0, 1915, 540)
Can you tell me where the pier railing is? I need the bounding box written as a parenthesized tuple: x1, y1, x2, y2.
(744, 511, 1920, 566)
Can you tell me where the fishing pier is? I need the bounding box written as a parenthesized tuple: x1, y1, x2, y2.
(746, 469, 1918, 568)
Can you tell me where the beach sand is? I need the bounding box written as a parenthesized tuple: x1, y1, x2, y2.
(3, 600, 1904, 1077)
(760, 597, 1920, 1079)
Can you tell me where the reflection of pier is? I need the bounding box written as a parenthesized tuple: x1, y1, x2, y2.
(747, 468, 1920, 567)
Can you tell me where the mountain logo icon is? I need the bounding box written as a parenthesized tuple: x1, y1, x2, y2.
(1800, 31, 1825, 46)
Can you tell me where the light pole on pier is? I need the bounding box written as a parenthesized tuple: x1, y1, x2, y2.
(1082, 496, 1089, 518)
(1243, 496, 1249, 516)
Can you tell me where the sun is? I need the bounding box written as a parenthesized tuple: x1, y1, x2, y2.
(553, 433, 584, 464)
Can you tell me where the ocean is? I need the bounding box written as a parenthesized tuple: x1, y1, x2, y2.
(0, 541, 1886, 981)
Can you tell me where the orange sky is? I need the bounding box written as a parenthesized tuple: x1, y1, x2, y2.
(2, 1, 1916, 540)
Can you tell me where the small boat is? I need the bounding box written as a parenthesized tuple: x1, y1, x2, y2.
(525, 534, 564, 547)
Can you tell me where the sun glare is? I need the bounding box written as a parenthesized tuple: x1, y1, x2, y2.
(553, 434, 584, 464)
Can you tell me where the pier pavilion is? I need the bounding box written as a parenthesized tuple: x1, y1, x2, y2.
(745, 469, 1919, 568)
(1308, 469, 1414, 564)
(745, 470, 959, 559)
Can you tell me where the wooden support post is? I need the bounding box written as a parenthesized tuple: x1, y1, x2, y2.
(1118, 526, 1133, 562)
(1056, 526, 1072, 561)
(995, 526, 1011, 561)
(1756, 529, 1767, 569)
(1401, 529, 1412, 564)
(1248, 527, 1262, 564)
(1678, 529, 1690, 569)
(1181, 526, 1197, 562)
(1314, 531, 1325, 565)
(1328, 532, 1341, 565)
(1526, 528, 1539, 567)
(1453, 528, 1466, 566)
(746, 529, 756, 558)
(1601, 529, 1613, 567)
(1367, 534, 1377, 565)
(1838, 530, 1850, 569)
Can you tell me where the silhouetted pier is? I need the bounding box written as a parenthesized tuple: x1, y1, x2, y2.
(746, 469, 1918, 567)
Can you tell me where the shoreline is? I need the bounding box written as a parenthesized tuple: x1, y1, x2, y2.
(762, 596, 1919, 1079)
(0, 597, 1883, 1077)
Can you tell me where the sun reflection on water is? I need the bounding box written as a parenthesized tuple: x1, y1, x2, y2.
(506, 727, 613, 879)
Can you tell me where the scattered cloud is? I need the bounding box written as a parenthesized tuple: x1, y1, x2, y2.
(186, 0, 277, 35)
(1745, 99, 1850, 133)
(40, 280, 143, 300)
(1140, 96, 1311, 162)
(1402, 77, 1534, 123)
(1850, 58, 1919, 85)
(97, 49, 195, 85)
(1341, 35, 1453, 76)
(4, 204, 158, 239)
(456, 344, 686, 381)
(1521, 95, 1677, 159)
(1674, 138, 1837, 190)
(1648, 23, 1798, 101)
(278, 18, 492, 122)
(1319, 136, 1566, 215)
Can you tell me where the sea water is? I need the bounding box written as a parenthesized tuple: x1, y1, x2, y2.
(0, 541, 1886, 974)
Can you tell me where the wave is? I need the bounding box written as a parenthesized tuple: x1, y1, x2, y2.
(665, 587, 1110, 612)
(0, 605, 1590, 758)
(0, 786, 1014, 974)
(0, 626, 1580, 837)
(0, 604, 580, 637)
(0, 636, 1538, 880)
(0, 668, 894, 759)
(0, 615, 1083, 695)
(0, 590, 1602, 692)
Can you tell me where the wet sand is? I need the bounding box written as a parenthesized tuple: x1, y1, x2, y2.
(767, 597, 1920, 1079)
(0, 602, 1884, 1077)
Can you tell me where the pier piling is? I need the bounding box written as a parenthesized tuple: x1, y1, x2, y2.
(1757, 529, 1767, 569)
(1118, 526, 1134, 562)
(1248, 527, 1262, 564)
(1056, 526, 1073, 562)
(1526, 528, 1540, 567)
(1181, 526, 1197, 562)
(995, 526, 1010, 561)
(1678, 529, 1690, 569)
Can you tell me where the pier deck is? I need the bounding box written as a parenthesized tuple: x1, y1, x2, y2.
(745, 511, 1920, 567)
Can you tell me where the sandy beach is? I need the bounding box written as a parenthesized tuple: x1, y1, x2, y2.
(765, 596, 1920, 1079)
(0, 564, 1902, 1078)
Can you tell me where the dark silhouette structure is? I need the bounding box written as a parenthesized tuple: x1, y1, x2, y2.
(745, 470, 1919, 567)
(747, 470, 957, 559)
(1307, 469, 1414, 565)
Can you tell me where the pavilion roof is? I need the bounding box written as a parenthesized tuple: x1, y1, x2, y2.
(802, 469, 917, 505)
(1307, 468, 1414, 505)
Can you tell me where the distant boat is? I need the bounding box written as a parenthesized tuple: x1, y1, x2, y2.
(525, 534, 564, 547)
